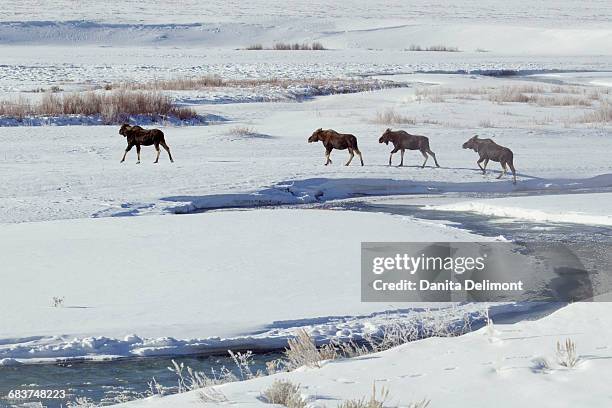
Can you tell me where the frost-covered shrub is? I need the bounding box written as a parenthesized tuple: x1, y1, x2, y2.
(283, 329, 336, 369)
(581, 101, 612, 123)
(372, 108, 416, 125)
(52, 296, 65, 307)
(226, 126, 258, 137)
(198, 387, 228, 403)
(261, 380, 306, 408)
(272, 42, 326, 50)
(66, 397, 97, 407)
(168, 359, 238, 393)
(338, 384, 390, 408)
(408, 44, 459, 52)
(228, 350, 261, 380)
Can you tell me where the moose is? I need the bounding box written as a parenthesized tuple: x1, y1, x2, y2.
(462, 135, 516, 184)
(119, 124, 174, 164)
(378, 128, 440, 168)
(308, 128, 364, 166)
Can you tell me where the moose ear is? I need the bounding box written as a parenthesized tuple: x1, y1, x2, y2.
(386, 128, 391, 132)
(317, 128, 322, 131)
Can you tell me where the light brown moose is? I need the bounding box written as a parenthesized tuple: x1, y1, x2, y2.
(462, 135, 516, 184)
(308, 128, 364, 166)
(378, 128, 440, 168)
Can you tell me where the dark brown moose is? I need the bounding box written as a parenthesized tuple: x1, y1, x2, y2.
(308, 128, 364, 166)
(462, 135, 516, 184)
(119, 124, 174, 164)
(378, 128, 440, 168)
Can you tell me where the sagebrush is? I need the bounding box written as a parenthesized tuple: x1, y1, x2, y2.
(0, 90, 196, 123)
(261, 380, 306, 408)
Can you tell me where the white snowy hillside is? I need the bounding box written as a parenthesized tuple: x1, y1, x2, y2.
(115, 302, 612, 408)
(1, 0, 611, 55)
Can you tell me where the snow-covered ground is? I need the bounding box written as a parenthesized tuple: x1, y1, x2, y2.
(1, 1, 611, 406)
(0, 208, 491, 364)
(2, 77, 612, 224)
(116, 302, 612, 408)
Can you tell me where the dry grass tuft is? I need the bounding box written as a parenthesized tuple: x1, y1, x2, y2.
(580, 101, 612, 123)
(373, 108, 416, 125)
(261, 380, 306, 408)
(338, 385, 389, 408)
(0, 90, 197, 123)
(112, 77, 404, 97)
(416, 84, 602, 108)
(478, 119, 496, 128)
(556, 338, 579, 368)
(272, 42, 326, 50)
(115, 75, 224, 91)
(226, 126, 257, 137)
(283, 329, 336, 369)
(408, 44, 459, 52)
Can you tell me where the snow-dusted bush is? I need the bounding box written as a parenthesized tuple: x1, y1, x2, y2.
(168, 359, 238, 393)
(0, 90, 197, 124)
(338, 384, 390, 408)
(147, 377, 168, 396)
(581, 101, 612, 123)
(261, 380, 306, 408)
(118, 75, 224, 90)
(478, 119, 496, 128)
(535, 95, 591, 107)
(228, 350, 261, 380)
(283, 329, 336, 369)
(273, 42, 326, 50)
(51, 296, 65, 307)
(556, 338, 579, 368)
(198, 387, 228, 403)
(372, 108, 416, 125)
(408, 44, 459, 52)
(66, 397, 97, 407)
(226, 126, 258, 137)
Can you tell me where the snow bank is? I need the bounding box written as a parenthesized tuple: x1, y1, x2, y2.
(165, 174, 612, 215)
(0, 113, 224, 127)
(114, 302, 612, 408)
(429, 192, 612, 226)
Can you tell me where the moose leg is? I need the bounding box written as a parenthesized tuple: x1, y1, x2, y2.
(345, 148, 354, 166)
(160, 141, 174, 163)
(420, 150, 428, 168)
(154, 142, 161, 164)
(477, 158, 485, 173)
(497, 163, 507, 179)
(427, 149, 440, 167)
(482, 158, 490, 174)
(136, 145, 141, 164)
(120, 143, 133, 163)
(399, 149, 405, 167)
(508, 161, 517, 184)
(324, 147, 333, 165)
(389, 147, 400, 166)
(355, 149, 364, 166)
